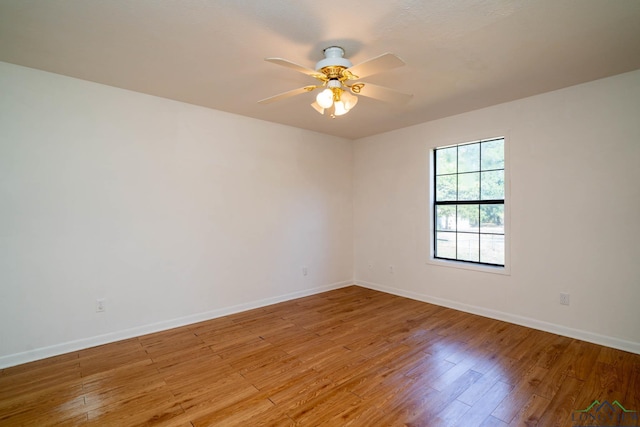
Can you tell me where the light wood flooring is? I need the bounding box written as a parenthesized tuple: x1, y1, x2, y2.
(1, 286, 639, 426)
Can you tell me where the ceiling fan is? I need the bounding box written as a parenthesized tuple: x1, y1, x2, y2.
(258, 46, 412, 118)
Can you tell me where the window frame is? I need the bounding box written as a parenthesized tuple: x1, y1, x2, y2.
(427, 136, 510, 275)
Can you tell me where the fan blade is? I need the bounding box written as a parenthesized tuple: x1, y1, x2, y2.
(345, 53, 405, 79)
(353, 83, 412, 105)
(311, 101, 325, 114)
(258, 85, 318, 104)
(265, 58, 326, 80)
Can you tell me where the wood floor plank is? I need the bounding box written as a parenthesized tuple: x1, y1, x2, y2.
(626, 360, 640, 412)
(83, 371, 167, 411)
(491, 365, 549, 423)
(85, 388, 181, 424)
(175, 379, 260, 422)
(0, 286, 638, 426)
(536, 376, 583, 427)
(433, 398, 472, 426)
(564, 340, 602, 381)
(431, 355, 481, 391)
(456, 380, 512, 426)
(321, 350, 392, 387)
(0, 367, 82, 401)
(406, 368, 483, 423)
(503, 329, 558, 362)
(0, 351, 79, 377)
(458, 356, 517, 406)
(242, 357, 309, 391)
(0, 385, 86, 426)
(150, 344, 219, 372)
(480, 415, 509, 427)
(286, 388, 362, 425)
(190, 395, 276, 427)
(264, 370, 333, 406)
(507, 393, 551, 426)
(79, 348, 152, 377)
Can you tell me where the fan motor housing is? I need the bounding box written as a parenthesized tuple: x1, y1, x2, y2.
(315, 46, 352, 72)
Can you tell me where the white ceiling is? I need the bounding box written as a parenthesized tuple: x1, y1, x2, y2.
(1, 0, 639, 140)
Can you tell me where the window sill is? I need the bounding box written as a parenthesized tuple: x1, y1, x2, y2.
(426, 257, 510, 275)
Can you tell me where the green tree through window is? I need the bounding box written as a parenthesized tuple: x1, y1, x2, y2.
(434, 138, 505, 266)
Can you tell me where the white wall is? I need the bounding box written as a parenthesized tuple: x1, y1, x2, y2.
(2, 61, 638, 368)
(0, 62, 354, 367)
(354, 70, 640, 353)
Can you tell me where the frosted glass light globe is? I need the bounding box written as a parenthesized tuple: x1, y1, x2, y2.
(341, 90, 358, 110)
(316, 89, 334, 109)
(333, 101, 347, 116)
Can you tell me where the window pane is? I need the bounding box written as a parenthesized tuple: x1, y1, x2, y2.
(432, 137, 505, 267)
(457, 204, 479, 232)
(457, 233, 479, 262)
(458, 172, 479, 200)
(436, 206, 456, 231)
(436, 174, 456, 201)
(480, 234, 504, 265)
(480, 170, 504, 200)
(458, 143, 480, 173)
(481, 139, 504, 170)
(480, 204, 504, 234)
(436, 231, 456, 259)
(436, 147, 457, 175)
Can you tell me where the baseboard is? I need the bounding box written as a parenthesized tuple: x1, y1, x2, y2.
(355, 280, 640, 355)
(0, 280, 354, 369)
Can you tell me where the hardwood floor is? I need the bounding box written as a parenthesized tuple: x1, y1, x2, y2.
(1, 286, 639, 426)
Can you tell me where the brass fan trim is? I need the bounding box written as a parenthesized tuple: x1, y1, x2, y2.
(317, 66, 360, 82)
(348, 83, 365, 94)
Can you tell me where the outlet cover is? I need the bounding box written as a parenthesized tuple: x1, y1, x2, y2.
(559, 293, 570, 306)
(96, 299, 106, 312)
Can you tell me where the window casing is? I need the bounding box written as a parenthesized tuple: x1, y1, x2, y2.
(432, 137, 506, 267)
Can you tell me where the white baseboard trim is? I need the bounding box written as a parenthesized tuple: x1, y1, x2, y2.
(0, 280, 354, 369)
(355, 280, 640, 355)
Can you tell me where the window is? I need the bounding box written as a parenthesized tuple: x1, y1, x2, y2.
(433, 137, 505, 267)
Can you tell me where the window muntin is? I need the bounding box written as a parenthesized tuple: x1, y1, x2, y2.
(433, 138, 505, 267)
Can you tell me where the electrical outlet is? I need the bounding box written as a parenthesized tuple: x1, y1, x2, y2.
(367, 261, 373, 269)
(389, 265, 395, 274)
(302, 266, 308, 276)
(559, 292, 570, 306)
(96, 298, 106, 312)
